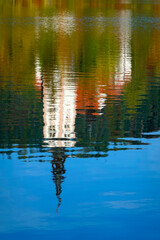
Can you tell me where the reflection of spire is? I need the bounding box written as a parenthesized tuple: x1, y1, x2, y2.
(35, 57, 75, 212)
(51, 147, 66, 214)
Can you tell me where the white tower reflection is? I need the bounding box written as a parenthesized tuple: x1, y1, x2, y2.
(115, 9, 132, 85)
(35, 58, 77, 148)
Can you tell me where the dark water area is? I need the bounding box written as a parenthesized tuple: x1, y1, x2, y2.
(0, 1, 160, 239)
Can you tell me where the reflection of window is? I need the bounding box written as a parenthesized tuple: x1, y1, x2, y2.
(49, 125, 56, 131)
(49, 107, 56, 113)
(48, 125, 56, 138)
(64, 134, 70, 138)
(48, 140, 56, 147)
(65, 142, 70, 147)
(49, 132, 55, 138)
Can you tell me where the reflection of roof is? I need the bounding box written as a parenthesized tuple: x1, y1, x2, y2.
(76, 79, 129, 116)
(76, 84, 106, 116)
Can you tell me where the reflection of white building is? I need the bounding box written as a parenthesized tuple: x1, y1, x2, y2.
(115, 10, 132, 85)
(35, 58, 77, 148)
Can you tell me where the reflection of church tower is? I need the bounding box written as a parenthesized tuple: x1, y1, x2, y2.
(35, 56, 77, 212)
(43, 68, 77, 148)
(35, 57, 77, 147)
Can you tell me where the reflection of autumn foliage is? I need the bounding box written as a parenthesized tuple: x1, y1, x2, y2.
(76, 77, 125, 116)
(148, 29, 160, 74)
(76, 82, 103, 116)
(0, 0, 160, 147)
(1, 0, 160, 17)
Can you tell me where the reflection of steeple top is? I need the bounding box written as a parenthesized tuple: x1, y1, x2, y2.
(51, 149, 66, 213)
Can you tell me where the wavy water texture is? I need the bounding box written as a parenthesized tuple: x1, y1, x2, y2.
(0, 1, 160, 240)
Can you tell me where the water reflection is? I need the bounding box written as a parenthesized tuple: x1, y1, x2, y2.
(115, 10, 131, 85)
(0, 1, 159, 159)
(51, 147, 66, 213)
(0, 1, 160, 238)
(36, 13, 76, 35)
(42, 65, 77, 148)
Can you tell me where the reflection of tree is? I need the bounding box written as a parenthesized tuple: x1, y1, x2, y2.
(75, 110, 109, 156)
(51, 147, 66, 214)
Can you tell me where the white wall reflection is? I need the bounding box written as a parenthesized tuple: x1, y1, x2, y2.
(115, 10, 132, 85)
(34, 9, 133, 144)
(35, 58, 77, 148)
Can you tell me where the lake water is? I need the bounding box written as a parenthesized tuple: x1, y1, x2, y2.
(0, 1, 160, 239)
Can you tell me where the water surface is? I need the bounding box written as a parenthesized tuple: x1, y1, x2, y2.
(0, 1, 160, 239)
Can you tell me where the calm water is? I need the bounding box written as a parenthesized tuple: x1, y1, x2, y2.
(0, 1, 160, 239)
